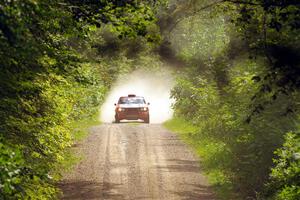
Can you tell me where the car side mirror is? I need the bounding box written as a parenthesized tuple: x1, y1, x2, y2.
(114, 103, 117, 106)
(147, 102, 150, 105)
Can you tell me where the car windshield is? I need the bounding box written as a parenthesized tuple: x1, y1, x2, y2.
(118, 97, 145, 104)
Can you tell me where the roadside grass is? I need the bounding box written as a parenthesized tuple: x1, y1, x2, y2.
(71, 115, 101, 141)
(128, 122, 143, 126)
(57, 114, 101, 175)
(127, 121, 146, 126)
(53, 115, 101, 198)
(164, 117, 240, 200)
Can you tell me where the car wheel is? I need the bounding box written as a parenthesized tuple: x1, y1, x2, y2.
(144, 116, 150, 124)
(115, 116, 120, 123)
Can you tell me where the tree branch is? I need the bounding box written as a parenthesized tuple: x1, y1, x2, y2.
(226, 0, 261, 6)
(167, 0, 226, 34)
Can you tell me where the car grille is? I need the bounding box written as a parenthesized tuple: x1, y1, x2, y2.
(125, 108, 139, 114)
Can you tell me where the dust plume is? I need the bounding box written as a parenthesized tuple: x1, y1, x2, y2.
(100, 68, 174, 123)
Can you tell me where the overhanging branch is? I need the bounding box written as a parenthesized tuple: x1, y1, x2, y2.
(167, 0, 226, 34)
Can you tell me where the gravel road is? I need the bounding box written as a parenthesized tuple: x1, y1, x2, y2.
(60, 123, 215, 200)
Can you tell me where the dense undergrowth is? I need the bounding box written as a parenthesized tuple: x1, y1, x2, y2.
(163, 1, 300, 199)
(0, 0, 161, 199)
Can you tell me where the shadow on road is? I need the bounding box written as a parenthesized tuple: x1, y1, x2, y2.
(59, 181, 125, 200)
(156, 159, 202, 173)
(155, 159, 215, 199)
(172, 183, 216, 200)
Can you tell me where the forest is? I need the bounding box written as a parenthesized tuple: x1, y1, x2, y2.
(0, 0, 299, 199)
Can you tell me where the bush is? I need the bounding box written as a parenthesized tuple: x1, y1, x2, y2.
(170, 58, 300, 198)
(0, 1, 105, 198)
(267, 132, 300, 200)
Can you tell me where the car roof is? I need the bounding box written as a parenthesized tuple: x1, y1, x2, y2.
(119, 96, 144, 98)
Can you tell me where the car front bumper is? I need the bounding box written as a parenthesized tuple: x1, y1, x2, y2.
(115, 108, 149, 120)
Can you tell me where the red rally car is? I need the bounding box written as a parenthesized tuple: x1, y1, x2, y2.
(114, 94, 150, 123)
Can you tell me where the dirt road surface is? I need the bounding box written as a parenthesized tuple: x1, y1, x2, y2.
(60, 123, 215, 200)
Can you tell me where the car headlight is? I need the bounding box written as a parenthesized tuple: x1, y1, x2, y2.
(140, 107, 148, 111)
(117, 107, 125, 112)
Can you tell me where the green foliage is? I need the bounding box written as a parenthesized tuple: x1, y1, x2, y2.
(66, 0, 162, 42)
(0, 142, 25, 199)
(267, 131, 300, 200)
(0, 141, 59, 200)
(220, 0, 300, 112)
(169, 11, 230, 62)
(164, 0, 300, 199)
(170, 56, 299, 198)
(0, 0, 160, 199)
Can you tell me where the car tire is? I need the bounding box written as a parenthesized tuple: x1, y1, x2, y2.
(115, 116, 120, 123)
(144, 116, 150, 124)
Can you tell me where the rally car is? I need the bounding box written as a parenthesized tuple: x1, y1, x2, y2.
(114, 94, 150, 123)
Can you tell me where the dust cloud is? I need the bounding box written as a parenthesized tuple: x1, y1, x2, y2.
(100, 68, 174, 123)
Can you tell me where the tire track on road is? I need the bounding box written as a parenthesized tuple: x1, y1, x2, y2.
(60, 123, 216, 200)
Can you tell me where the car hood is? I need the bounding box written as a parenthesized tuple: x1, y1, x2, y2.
(118, 104, 147, 108)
